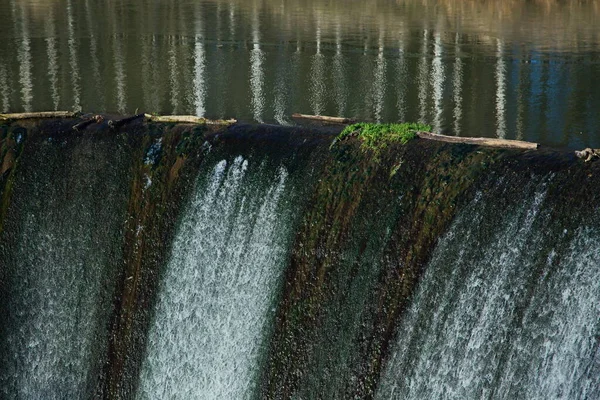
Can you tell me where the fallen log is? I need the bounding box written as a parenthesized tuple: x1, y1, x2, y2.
(144, 114, 236, 125)
(292, 113, 354, 124)
(0, 111, 76, 120)
(73, 115, 104, 132)
(416, 131, 539, 150)
(108, 113, 145, 130)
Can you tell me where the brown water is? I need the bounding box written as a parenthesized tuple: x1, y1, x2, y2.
(1, 0, 600, 147)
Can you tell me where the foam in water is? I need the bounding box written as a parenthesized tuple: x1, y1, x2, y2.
(137, 156, 293, 399)
(377, 179, 600, 399)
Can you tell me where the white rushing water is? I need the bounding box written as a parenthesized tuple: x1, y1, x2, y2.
(377, 180, 600, 400)
(0, 141, 126, 399)
(137, 156, 293, 399)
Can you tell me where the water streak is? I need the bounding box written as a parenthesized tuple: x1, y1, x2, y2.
(377, 179, 600, 399)
(193, 38, 207, 118)
(228, 0, 236, 41)
(141, 34, 160, 113)
(16, 2, 32, 112)
(66, 0, 81, 112)
(516, 64, 525, 140)
(332, 22, 347, 117)
(418, 30, 429, 124)
(168, 35, 181, 114)
(453, 33, 463, 135)
(113, 34, 127, 114)
(84, 0, 104, 110)
(45, 14, 60, 111)
(274, 46, 290, 125)
(431, 32, 444, 132)
(0, 63, 9, 112)
(310, 21, 326, 116)
(137, 157, 293, 399)
(250, 7, 265, 123)
(373, 31, 386, 123)
(496, 39, 507, 138)
(396, 38, 407, 122)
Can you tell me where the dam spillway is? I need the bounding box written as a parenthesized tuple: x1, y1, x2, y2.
(0, 117, 598, 399)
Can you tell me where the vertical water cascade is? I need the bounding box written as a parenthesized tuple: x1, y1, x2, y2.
(1, 121, 598, 399)
(377, 178, 600, 400)
(0, 137, 131, 399)
(137, 156, 296, 399)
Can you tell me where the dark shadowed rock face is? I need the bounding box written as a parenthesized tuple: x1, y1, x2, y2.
(0, 118, 598, 399)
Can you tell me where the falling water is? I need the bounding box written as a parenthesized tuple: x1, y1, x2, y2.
(0, 139, 130, 399)
(0, 118, 599, 399)
(137, 156, 295, 399)
(377, 178, 600, 400)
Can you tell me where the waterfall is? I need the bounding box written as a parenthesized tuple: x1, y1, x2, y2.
(377, 178, 600, 400)
(1, 121, 598, 399)
(137, 156, 294, 399)
(0, 139, 130, 399)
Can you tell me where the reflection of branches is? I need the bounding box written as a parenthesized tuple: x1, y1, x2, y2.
(199, 0, 600, 51)
(18, 0, 600, 52)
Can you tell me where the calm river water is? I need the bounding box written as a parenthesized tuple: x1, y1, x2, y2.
(1, 0, 600, 147)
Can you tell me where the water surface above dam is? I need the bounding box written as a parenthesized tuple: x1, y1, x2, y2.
(1, 0, 600, 147)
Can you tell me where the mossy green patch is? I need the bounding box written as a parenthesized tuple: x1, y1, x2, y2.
(336, 122, 430, 152)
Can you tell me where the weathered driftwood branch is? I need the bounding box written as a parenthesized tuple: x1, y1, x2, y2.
(73, 115, 104, 132)
(292, 113, 355, 124)
(108, 113, 145, 130)
(416, 131, 539, 150)
(0, 111, 76, 120)
(144, 114, 236, 125)
(575, 148, 600, 162)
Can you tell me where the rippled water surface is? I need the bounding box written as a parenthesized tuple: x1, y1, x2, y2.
(1, 0, 600, 147)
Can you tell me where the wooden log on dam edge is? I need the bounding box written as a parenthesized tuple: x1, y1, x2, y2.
(416, 131, 539, 150)
(0, 111, 76, 120)
(0, 111, 539, 151)
(292, 113, 355, 124)
(145, 114, 236, 125)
